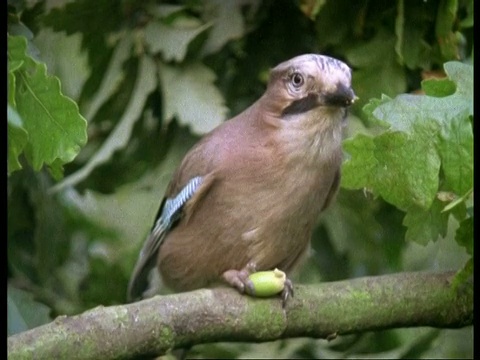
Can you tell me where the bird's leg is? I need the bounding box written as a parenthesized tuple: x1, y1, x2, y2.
(222, 262, 257, 295)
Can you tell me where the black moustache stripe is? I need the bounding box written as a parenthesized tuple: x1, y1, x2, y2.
(281, 93, 318, 117)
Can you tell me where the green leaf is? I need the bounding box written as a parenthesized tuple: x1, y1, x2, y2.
(398, 329, 441, 358)
(8, 69, 17, 107)
(82, 35, 133, 121)
(144, 17, 211, 61)
(439, 190, 469, 216)
(146, 4, 186, 19)
(319, 189, 406, 278)
(7, 34, 87, 173)
(73, 126, 198, 273)
(361, 95, 392, 127)
(441, 61, 473, 107)
(7, 105, 28, 174)
(343, 61, 472, 245)
(455, 216, 473, 255)
(32, 29, 90, 101)
(159, 62, 228, 134)
(435, 0, 460, 60)
(437, 115, 473, 196)
(8, 285, 51, 336)
(394, 0, 405, 63)
(346, 30, 407, 110)
(200, 0, 247, 56)
(343, 129, 441, 211)
(421, 77, 456, 97)
(435, 62, 473, 196)
(8, 59, 24, 73)
(42, 0, 122, 37)
(42, 0, 124, 108)
(403, 199, 449, 245)
(394, 0, 436, 69)
(51, 54, 157, 192)
(344, 61, 472, 207)
(451, 257, 473, 290)
(42, 0, 123, 66)
(299, 0, 327, 20)
(459, 0, 473, 28)
(314, 0, 355, 48)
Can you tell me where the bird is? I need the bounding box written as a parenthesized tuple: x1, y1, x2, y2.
(127, 53, 356, 304)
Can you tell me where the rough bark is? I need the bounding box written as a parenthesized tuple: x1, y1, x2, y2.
(7, 271, 473, 360)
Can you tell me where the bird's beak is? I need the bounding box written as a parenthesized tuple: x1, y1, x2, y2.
(322, 82, 357, 107)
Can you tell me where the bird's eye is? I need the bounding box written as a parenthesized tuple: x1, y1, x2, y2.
(291, 72, 304, 88)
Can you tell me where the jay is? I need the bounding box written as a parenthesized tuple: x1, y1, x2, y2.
(128, 54, 356, 304)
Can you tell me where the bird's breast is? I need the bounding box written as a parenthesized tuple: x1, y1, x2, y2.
(158, 111, 344, 290)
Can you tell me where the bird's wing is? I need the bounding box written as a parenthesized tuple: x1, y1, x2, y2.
(127, 175, 215, 301)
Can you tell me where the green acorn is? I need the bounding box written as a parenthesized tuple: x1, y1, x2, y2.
(247, 268, 286, 297)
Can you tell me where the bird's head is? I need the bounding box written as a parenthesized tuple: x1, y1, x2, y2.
(261, 54, 356, 119)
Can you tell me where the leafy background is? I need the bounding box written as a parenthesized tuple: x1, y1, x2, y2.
(7, 0, 473, 358)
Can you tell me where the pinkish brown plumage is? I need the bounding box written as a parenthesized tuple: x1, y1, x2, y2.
(128, 54, 355, 303)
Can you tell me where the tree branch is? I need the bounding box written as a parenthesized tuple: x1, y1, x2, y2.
(8, 271, 473, 360)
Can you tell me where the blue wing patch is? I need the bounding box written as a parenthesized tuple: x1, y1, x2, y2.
(160, 176, 204, 227)
(128, 175, 204, 301)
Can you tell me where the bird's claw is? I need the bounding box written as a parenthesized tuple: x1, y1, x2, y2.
(281, 278, 294, 307)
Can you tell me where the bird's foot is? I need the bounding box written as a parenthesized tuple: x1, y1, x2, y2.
(222, 264, 294, 307)
(222, 262, 257, 295)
